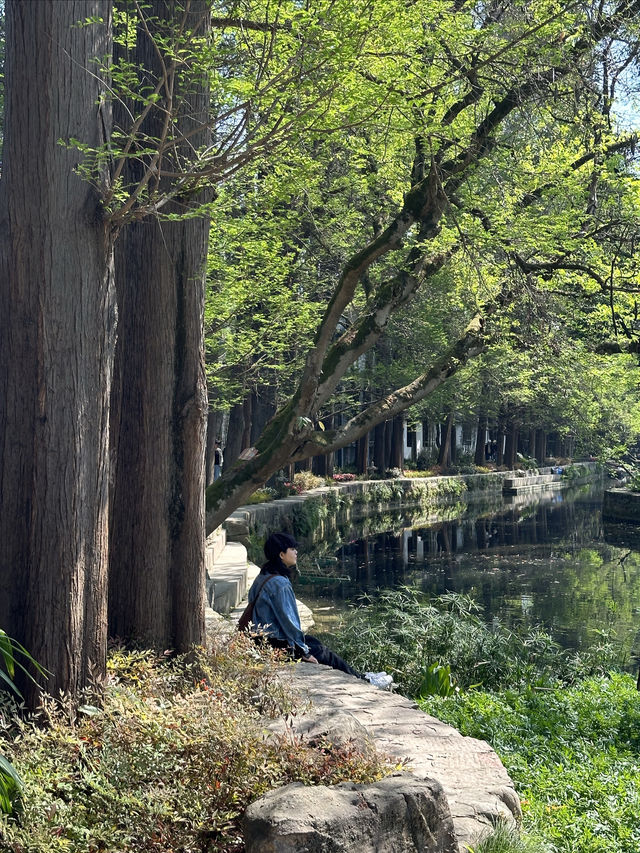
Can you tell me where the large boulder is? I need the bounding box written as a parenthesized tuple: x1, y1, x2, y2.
(243, 773, 457, 853)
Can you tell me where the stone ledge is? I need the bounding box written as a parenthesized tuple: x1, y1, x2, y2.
(206, 541, 248, 614)
(213, 464, 600, 544)
(270, 663, 521, 853)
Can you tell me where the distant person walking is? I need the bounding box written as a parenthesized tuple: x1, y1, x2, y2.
(214, 440, 224, 480)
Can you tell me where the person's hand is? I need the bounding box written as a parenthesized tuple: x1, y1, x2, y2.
(302, 654, 318, 663)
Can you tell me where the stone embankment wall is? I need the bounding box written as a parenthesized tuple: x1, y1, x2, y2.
(603, 487, 640, 522)
(215, 463, 600, 552)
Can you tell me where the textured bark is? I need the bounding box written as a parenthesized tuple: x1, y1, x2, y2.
(241, 394, 253, 452)
(504, 422, 518, 469)
(205, 410, 221, 486)
(390, 415, 404, 470)
(356, 431, 369, 475)
(496, 415, 506, 467)
(108, 0, 209, 650)
(0, 1, 114, 704)
(250, 387, 277, 445)
(225, 400, 245, 469)
(312, 413, 334, 476)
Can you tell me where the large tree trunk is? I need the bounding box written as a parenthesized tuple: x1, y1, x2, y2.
(496, 415, 506, 466)
(0, 1, 114, 705)
(241, 393, 253, 452)
(356, 431, 369, 475)
(504, 421, 518, 469)
(373, 420, 387, 474)
(108, 0, 209, 650)
(312, 413, 334, 476)
(225, 400, 245, 469)
(250, 386, 277, 445)
(205, 409, 222, 487)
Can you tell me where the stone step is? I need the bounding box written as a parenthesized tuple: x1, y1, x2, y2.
(206, 541, 249, 615)
(502, 473, 562, 492)
(205, 525, 227, 576)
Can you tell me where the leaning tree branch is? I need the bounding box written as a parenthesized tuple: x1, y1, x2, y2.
(313, 246, 456, 411)
(291, 313, 490, 460)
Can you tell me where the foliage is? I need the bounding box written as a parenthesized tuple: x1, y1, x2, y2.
(468, 821, 548, 853)
(332, 589, 620, 698)
(205, 0, 640, 532)
(245, 487, 277, 505)
(422, 673, 640, 853)
(418, 662, 458, 699)
(0, 631, 49, 816)
(292, 471, 326, 492)
(0, 636, 393, 852)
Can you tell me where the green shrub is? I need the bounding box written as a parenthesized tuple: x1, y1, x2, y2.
(415, 448, 438, 471)
(246, 487, 277, 504)
(332, 589, 620, 697)
(293, 471, 326, 492)
(0, 635, 393, 852)
(421, 673, 640, 853)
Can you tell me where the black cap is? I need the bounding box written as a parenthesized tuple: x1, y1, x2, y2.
(264, 532, 298, 561)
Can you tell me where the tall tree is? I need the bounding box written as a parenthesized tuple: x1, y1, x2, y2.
(0, 0, 115, 703)
(108, 0, 210, 650)
(104, 0, 373, 650)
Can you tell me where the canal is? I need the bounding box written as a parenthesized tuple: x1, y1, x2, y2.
(297, 484, 640, 667)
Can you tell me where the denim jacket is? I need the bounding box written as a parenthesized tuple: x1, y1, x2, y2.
(248, 573, 309, 656)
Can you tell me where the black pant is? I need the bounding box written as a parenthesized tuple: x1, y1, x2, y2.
(263, 634, 362, 678)
(305, 635, 362, 678)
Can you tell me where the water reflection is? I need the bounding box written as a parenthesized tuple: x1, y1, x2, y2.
(300, 486, 640, 666)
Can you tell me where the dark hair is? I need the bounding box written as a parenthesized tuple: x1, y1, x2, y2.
(263, 532, 298, 562)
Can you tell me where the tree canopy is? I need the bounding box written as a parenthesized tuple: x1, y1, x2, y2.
(205, 0, 640, 528)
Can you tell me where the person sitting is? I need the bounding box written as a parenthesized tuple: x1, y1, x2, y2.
(246, 532, 392, 688)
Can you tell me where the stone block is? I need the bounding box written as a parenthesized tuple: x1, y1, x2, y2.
(243, 773, 457, 853)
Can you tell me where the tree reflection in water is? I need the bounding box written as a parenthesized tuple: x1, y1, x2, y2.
(301, 485, 640, 668)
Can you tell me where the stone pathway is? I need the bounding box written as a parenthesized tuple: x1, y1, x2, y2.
(278, 663, 520, 852)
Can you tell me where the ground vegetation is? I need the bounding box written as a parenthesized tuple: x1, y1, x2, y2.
(333, 589, 640, 853)
(0, 636, 395, 850)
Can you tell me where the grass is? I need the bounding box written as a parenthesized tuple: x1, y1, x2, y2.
(423, 674, 640, 853)
(0, 631, 393, 852)
(469, 822, 547, 853)
(329, 589, 640, 853)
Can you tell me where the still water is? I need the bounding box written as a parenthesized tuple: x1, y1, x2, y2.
(298, 485, 640, 666)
